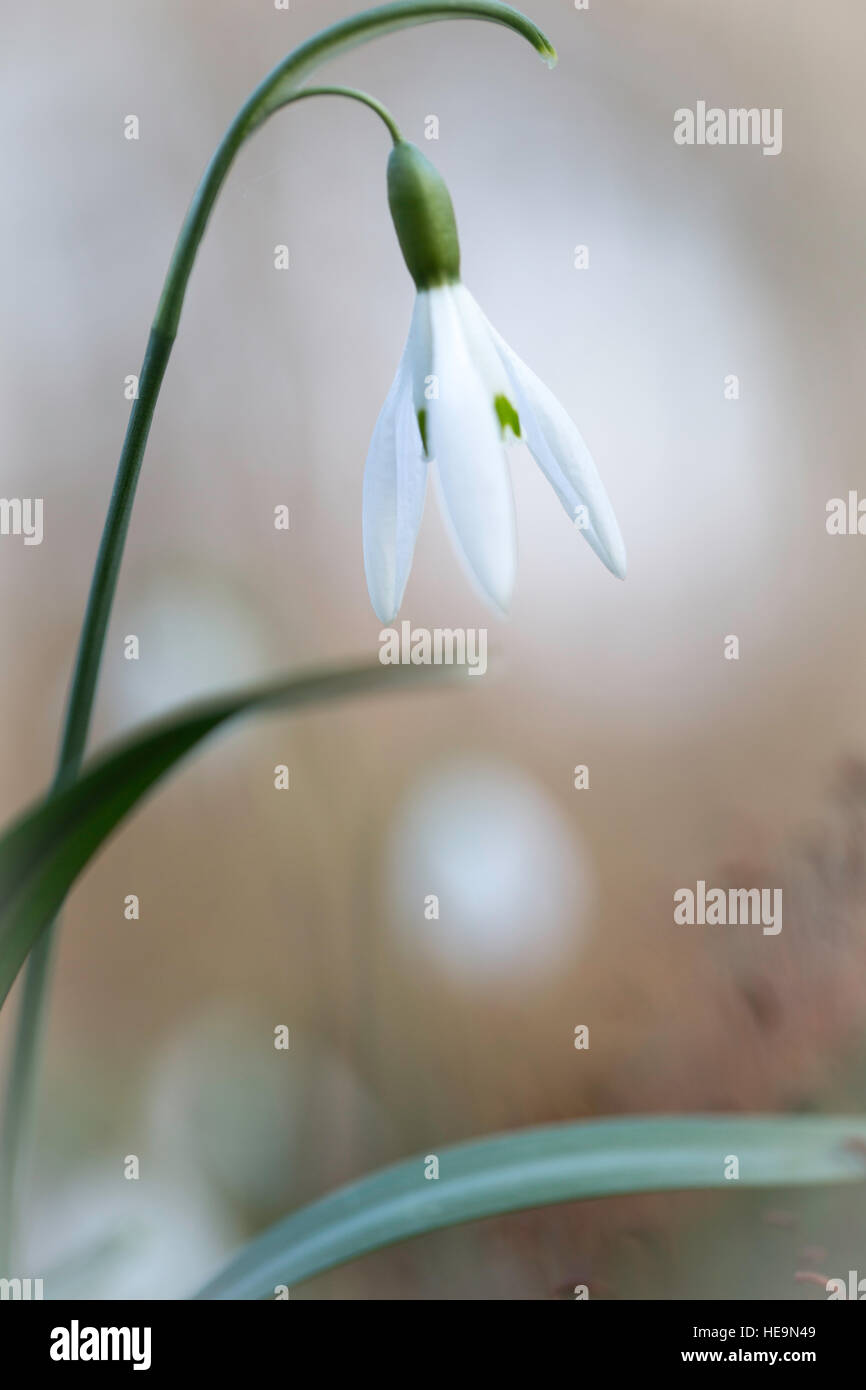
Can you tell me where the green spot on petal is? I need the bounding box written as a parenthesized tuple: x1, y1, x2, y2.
(417, 407, 429, 455)
(494, 394, 521, 440)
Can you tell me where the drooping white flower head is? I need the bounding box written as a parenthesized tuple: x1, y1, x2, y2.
(363, 141, 626, 624)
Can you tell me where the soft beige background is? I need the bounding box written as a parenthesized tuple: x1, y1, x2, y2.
(2, 0, 866, 1298)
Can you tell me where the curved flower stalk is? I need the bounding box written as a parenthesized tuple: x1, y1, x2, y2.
(364, 142, 626, 622)
(0, 1, 555, 1277)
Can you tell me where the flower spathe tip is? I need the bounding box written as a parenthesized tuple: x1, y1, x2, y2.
(476, 3, 557, 70)
(440, 3, 556, 74)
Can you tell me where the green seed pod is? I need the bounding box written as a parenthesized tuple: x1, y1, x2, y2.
(387, 140, 461, 290)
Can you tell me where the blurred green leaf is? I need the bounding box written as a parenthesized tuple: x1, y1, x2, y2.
(0, 662, 444, 1009)
(195, 1114, 866, 1298)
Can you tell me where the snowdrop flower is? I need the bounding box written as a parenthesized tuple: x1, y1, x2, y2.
(363, 141, 626, 622)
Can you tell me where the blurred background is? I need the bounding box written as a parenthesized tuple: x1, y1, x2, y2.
(2, 0, 866, 1298)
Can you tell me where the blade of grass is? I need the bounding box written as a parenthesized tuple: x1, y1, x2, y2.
(0, 661, 446, 1013)
(195, 1114, 866, 1298)
(0, 659, 449, 1273)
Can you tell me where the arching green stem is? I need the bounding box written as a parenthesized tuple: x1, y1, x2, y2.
(282, 86, 403, 145)
(0, 0, 553, 1279)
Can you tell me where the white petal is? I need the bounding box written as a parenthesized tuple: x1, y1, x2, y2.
(447, 285, 515, 410)
(426, 286, 517, 613)
(362, 349, 428, 625)
(406, 291, 433, 424)
(484, 317, 627, 579)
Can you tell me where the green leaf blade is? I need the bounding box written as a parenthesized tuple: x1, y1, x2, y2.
(0, 662, 446, 1009)
(195, 1114, 866, 1298)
